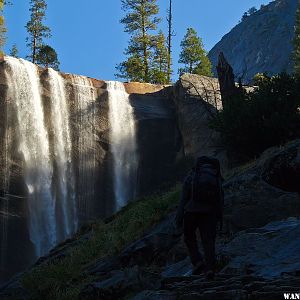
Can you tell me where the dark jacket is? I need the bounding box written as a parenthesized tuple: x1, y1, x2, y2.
(175, 168, 224, 228)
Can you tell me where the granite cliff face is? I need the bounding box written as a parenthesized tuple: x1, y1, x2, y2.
(209, 0, 298, 83)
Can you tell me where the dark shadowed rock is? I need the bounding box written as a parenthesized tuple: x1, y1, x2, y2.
(79, 267, 141, 300)
(134, 290, 177, 300)
(216, 52, 239, 107)
(0, 279, 30, 300)
(262, 144, 300, 193)
(221, 218, 300, 278)
(223, 139, 300, 232)
(161, 257, 192, 278)
(120, 213, 181, 267)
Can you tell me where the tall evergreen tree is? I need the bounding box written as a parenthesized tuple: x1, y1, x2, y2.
(166, 0, 174, 83)
(294, 1, 300, 77)
(26, 0, 51, 63)
(151, 30, 169, 83)
(116, 0, 161, 83)
(10, 43, 18, 57)
(0, 0, 7, 55)
(178, 27, 212, 76)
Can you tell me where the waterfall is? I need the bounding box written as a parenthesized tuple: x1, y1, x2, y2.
(0, 57, 140, 283)
(71, 75, 97, 222)
(5, 57, 55, 257)
(0, 96, 11, 275)
(47, 68, 77, 238)
(107, 81, 138, 210)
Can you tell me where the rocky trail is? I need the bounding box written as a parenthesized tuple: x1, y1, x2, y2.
(79, 215, 300, 300)
(134, 273, 300, 300)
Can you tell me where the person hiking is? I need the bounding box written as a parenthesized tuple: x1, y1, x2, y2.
(175, 156, 224, 279)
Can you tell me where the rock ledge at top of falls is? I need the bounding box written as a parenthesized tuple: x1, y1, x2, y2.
(1, 56, 170, 96)
(124, 82, 171, 95)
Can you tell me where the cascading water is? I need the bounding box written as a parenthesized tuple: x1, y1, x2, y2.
(107, 81, 138, 210)
(47, 68, 77, 238)
(71, 75, 97, 222)
(0, 99, 11, 275)
(5, 57, 55, 257)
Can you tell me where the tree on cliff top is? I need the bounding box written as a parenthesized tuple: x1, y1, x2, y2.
(294, 1, 300, 77)
(9, 43, 18, 57)
(178, 28, 212, 77)
(167, 0, 174, 83)
(151, 31, 169, 84)
(116, 0, 161, 83)
(36, 45, 60, 70)
(26, 0, 51, 63)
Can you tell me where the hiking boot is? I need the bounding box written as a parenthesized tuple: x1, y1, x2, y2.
(192, 262, 205, 275)
(205, 270, 215, 280)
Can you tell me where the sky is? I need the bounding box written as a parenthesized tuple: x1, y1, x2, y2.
(4, 0, 271, 81)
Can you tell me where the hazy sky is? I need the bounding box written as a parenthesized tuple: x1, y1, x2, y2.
(4, 0, 271, 81)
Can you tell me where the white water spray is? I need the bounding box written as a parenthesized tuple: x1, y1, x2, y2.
(0, 97, 11, 273)
(5, 57, 55, 257)
(48, 68, 77, 237)
(107, 81, 138, 210)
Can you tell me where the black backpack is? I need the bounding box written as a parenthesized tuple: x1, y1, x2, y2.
(191, 163, 220, 205)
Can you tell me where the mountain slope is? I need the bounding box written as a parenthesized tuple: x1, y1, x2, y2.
(208, 0, 298, 83)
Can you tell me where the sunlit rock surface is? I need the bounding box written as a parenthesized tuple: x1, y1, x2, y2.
(209, 0, 298, 83)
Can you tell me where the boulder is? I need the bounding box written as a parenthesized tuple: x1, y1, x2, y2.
(223, 139, 300, 232)
(79, 267, 141, 300)
(221, 218, 300, 278)
(120, 213, 181, 267)
(173, 73, 228, 170)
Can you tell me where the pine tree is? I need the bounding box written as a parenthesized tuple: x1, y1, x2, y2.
(116, 0, 161, 83)
(166, 0, 174, 83)
(26, 0, 51, 63)
(10, 43, 18, 57)
(116, 54, 145, 82)
(178, 28, 212, 76)
(247, 7, 257, 15)
(0, 0, 7, 55)
(193, 56, 213, 77)
(241, 12, 249, 22)
(36, 44, 60, 70)
(294, 1, 300, 77)
(151, 30, 169, 83)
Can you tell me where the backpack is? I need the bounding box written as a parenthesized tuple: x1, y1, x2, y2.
(191, 163, 220, 205)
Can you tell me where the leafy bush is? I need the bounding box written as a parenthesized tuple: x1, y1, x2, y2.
(211, 73, 300, 159)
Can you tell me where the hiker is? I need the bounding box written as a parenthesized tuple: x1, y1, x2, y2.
(175, 156, 224, 278)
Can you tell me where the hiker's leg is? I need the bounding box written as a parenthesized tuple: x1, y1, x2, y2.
(183, 212, 203, 266)
(200, 215, 217, 272)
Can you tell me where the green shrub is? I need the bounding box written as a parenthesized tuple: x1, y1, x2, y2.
(211, 73, 300, 159)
